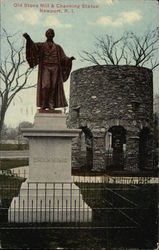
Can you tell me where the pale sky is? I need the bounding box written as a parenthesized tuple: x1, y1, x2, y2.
(1, 0, 159, 127)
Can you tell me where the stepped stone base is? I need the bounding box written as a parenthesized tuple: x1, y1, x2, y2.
(8, 181, 92, 223)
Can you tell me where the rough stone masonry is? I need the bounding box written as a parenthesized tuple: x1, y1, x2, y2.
(68, 65, 153, 173)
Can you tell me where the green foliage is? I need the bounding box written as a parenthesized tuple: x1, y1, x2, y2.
(0, 143, 28, 151)
(0, 159, 28, 170)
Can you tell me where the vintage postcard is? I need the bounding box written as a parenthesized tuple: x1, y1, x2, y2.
(0, 0, 159, 249)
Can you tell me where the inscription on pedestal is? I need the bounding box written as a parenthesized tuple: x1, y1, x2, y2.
(33, 157, 69, 163)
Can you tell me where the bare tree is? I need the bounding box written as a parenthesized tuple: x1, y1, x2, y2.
(81, 34, 128, 65)
(80, 28, 159, 70)
(0, 29, 35, 132)
(126, 28, 159, 69)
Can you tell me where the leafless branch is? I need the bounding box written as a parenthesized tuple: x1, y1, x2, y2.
(80, 28, 159, 70)
(80, 50, 101, 65)
(127, 28, 159, 68)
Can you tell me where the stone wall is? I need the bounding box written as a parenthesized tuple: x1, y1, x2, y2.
(68, 65, 153, 173)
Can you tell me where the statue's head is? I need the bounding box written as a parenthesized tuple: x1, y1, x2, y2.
(45, 29, 55, 39)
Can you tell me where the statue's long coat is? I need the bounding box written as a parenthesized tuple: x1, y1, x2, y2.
(25, 39, 72, 108)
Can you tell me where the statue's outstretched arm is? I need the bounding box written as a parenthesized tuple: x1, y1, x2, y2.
(23, 33, 41, 68)
(23, 33, 42, 49)
(23, 33, 32, 42)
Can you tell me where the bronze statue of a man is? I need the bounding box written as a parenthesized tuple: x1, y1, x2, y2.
(23, 29, 75, 110)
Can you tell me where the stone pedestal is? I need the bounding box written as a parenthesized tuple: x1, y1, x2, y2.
(23, 113, 78, 183)
(8, 113, 92, 223)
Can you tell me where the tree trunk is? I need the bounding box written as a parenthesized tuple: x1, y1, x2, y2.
(0, 102, 8, 135)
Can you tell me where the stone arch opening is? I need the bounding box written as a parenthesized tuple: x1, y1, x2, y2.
(107, 125, 126, 170)
(139, 127, 150, 170)
(80, 126, 93, 171)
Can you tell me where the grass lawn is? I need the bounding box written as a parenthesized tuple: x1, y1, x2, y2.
(0, 179, 157, 249)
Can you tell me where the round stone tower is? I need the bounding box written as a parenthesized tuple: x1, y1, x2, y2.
(68, 65, 153, 174)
